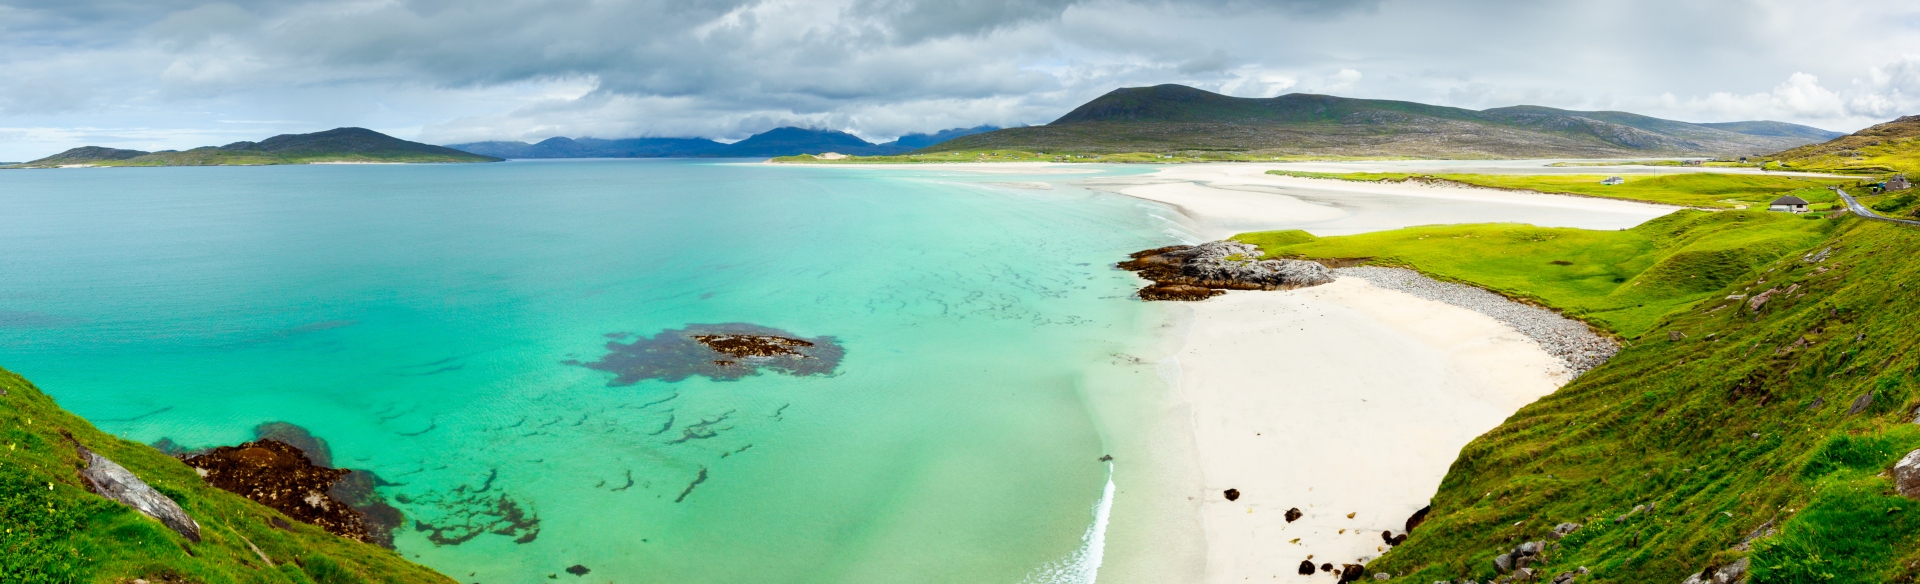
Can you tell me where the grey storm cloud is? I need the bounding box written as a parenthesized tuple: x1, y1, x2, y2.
(0, 0, 1916, 158)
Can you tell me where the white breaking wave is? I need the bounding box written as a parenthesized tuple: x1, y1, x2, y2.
(1018, 464, 1117, 584)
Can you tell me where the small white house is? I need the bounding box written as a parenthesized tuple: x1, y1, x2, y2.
(1600, 176, 1626, 186)
(1768, 195, 1810, 213)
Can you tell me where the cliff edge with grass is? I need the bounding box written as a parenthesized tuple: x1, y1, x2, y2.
(0, 368, 453, 584)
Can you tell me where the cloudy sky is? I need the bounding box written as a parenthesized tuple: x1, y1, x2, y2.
(2, 0, 1918, 160)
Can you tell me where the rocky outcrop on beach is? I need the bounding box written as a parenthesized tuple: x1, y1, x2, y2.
(74, 444, 203, 542)
(1119, 240, 1334, 301)
(1334, 266, 1620, 376)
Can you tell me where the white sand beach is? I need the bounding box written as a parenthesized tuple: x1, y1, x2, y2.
(1082, 162, 1681, 240)
(1086, 162, 1681, 582)
(793, 160, 1718, 582)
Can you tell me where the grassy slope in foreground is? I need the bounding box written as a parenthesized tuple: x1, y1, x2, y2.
(1340, 214, 1920, 582)
(1235, 209, 1833, 337)
(1267, 170, 1850, 209)
(1241, 213, 1920, 582)
(0, 368, 452, 584)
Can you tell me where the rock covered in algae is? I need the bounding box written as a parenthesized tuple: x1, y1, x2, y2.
(184, 439, 399, 546)
(568, 323, 843, 385)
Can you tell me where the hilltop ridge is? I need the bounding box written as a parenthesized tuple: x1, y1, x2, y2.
(13, 127, 501, 168)
(1765, 115, 1920, 173)
(931, 84, 1839, 159)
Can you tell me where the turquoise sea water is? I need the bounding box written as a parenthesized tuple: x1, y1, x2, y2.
(0, 160, 1188, 583)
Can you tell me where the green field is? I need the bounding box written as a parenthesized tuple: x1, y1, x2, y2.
(1236, 210, 1836, 337)
(0, 369, 451, 584)
(1266, 170, 1852, 209)
(1348, 216, 1920, 583)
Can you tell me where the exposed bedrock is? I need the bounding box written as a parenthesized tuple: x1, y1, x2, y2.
(1119, 241, 1335, 301)
(74, 444, 202, 542)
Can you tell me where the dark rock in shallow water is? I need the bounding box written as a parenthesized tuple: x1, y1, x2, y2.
(1138, 283, 1224, 301)
(75, 444, 202, 542)
(567, 323, 843, 385)
(1338, 564, 1366, 583)
(1119, 241, 1334, 301)
(566, 565, 590, 576)
(184, 439, 388, 545)
(1298, 560, 1316, 575)
(1285, 507, 1303, 522)
(1223, 488, 1240, 501)
(255, 421, 333, 467)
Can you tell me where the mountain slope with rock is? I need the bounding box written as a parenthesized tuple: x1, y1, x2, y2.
(1765, 114, 1920, 174)
(931, 84, 1838, 158)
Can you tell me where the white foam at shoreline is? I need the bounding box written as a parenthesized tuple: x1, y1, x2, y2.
(1020, 463, 1116, 584)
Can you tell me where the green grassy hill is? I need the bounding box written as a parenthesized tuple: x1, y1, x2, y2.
(1236, 209, 1834, 337)
(1243, 213, 1920, 583)
(926, 85, 1836, 159)
(12, 128, 500, 168)
(1266, 170, 1850, 209)
(1766, 115, 1920, 175)
(0, 368, 452, 584)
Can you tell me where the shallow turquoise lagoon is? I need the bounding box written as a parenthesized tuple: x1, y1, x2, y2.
(0, 160, 1183, 583)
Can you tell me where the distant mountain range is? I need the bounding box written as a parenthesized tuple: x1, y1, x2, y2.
(931, 84, 1844, 159)
(446, 125, 998, 159)
(10, 128, 500, 168)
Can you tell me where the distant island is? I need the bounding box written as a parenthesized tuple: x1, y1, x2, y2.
(445, 125, 998, 159)
(9, 127, 501, 168)
(782, 84, 1844, 162)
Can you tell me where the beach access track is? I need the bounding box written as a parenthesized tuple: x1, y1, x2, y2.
(1834, 186, 1920, 228)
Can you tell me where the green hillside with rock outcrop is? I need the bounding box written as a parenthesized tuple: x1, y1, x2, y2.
(1765, 115, 1920, 175)
(0, 368, 453, 584)
(1259, 213, 1920, 582)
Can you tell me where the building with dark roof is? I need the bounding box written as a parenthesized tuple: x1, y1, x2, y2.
(1768, 195, 1810, 213)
